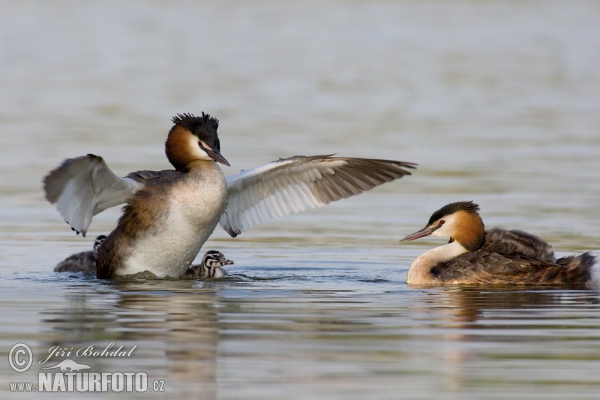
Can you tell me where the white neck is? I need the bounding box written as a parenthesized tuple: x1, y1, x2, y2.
(407, 241, 468, 285)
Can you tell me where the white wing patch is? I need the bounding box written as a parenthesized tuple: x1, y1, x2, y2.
(43, 154, 143, 236)
(219, 155, 416, 237)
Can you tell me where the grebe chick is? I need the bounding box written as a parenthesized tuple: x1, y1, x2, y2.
(54, 235, 107, 274)
(399, 201, 595, 286)
(185, 250, 233, 279)
(44, 112, 416, 279)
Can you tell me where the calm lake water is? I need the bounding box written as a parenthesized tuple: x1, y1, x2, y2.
(1, 1, 600, 399)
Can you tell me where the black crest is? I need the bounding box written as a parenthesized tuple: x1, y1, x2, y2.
(172, 112, 219, 134)
(428, 201, 480, 225)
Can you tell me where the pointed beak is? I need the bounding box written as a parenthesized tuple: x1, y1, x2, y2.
(399, 226, 437, 242)
(202, 146, 230, 166)
(220, 257, 234, 266)
(217, 253, 234, 265)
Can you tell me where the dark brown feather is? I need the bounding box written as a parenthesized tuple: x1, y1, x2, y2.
(431, 238, 595, 286)
(96, 171, 179, 279)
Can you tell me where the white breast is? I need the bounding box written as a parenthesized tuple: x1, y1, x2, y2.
(118, 166, 227, 278)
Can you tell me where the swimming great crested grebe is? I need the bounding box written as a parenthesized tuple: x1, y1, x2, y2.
(44, 112, 416, 279)
(399, 201, 596, 286)
(54, 235, 107, 274)
(184, 250, 234, 279)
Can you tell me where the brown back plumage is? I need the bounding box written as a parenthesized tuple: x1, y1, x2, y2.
(431, 230, 595, 286)
(96, 171, 178, 279)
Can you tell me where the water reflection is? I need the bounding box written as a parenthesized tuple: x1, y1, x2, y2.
(425, 286, 600, 326)
(28, 276, 600, 398)
(40, 280, 222, 399)
(412, 287, 600, 395)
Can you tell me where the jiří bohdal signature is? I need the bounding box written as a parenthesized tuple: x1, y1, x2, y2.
(39, 342, 137, 365)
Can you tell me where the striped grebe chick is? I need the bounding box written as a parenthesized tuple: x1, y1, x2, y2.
(400, 201, 596, 286)
(44, 112, 416, 279)
(185, 250, 233, 279)
(54, 235, 107, 274)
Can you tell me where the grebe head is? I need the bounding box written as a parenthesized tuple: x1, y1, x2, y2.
(93, 235, 107, 252)
(166, 112, 230, 171)
(400, 201, 486, 251)
(202, 250, 234, 271)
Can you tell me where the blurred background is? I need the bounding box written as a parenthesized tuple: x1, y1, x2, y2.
(1, 1, 599, 399)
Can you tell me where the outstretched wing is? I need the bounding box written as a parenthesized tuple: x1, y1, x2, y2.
(43, 154, 144, 236)
(220, 155, 416, 237)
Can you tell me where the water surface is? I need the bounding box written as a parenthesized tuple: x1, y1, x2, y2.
(1, 1, 599, 399)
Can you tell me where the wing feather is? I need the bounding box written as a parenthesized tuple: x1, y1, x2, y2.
(220, 155, 416, 237)
(43, 154, 144, 236)
(267, 193, 285, 218)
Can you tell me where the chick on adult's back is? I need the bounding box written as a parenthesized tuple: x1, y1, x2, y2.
(399, 201, 595, 286)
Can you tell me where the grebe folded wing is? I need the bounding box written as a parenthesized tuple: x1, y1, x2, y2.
(43, 154, 143, 236)
(433, 250, 595, 285)
(220, 155, 416, 237)
(431, 251, 541, 284)
(485, 228, 556, 262)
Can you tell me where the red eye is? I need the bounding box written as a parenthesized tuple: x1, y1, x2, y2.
(439, 220, 445, 225)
